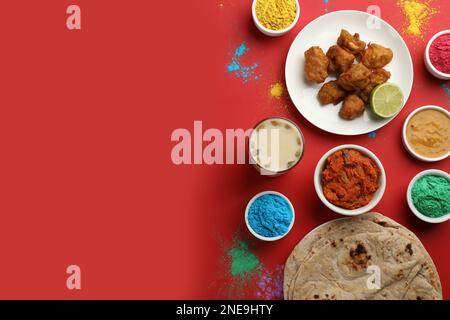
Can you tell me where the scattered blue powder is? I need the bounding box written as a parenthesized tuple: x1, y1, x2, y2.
(441, 83, 450, 102)
(227, 61, 240, 72)
(234, 42, 248, 57)
(248, 194, 293, 238)
(368, 131, 377, 138)
(227, 42, 261, 82)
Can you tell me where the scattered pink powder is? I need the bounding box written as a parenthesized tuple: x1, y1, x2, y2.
(255, 265, 284, 300)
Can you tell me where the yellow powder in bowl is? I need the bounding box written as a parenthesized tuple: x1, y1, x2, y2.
(255, 0, 297, 31)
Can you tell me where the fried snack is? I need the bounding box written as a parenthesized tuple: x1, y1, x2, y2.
(337, 29, 366, 55)
(326, 45, 355, 74)
(322, 149, 380, 209)
(339, 95, 365, 120)
(304, 46, 329, 83)
(338, 63, 370, 91)
(362, 43, 393, 69)
(318, 81, 346, 105)
(359, 68, 391, 103)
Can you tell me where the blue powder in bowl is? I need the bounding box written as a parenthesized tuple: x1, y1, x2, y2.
(247, 194, 293, 238)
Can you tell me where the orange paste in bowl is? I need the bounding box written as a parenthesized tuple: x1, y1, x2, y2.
(322, 149, 381, 209)
(406, 109, 450, 159)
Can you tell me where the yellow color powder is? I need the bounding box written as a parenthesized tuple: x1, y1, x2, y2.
(269, 82, 284, 99)
(255, 0, 297, 31)
(398, 0, 438, 37)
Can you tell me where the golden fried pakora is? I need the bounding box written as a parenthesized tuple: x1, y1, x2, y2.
(326, 45, 355, 74)
(304, 46, 329, 83)
(338, 63, 371, 91)
(337, 29, 366, 55)
(318, 80, 346, 105)
(362, 43, 393, 69)
(339, 95, 365, 120)
(359, 68, 391, 103)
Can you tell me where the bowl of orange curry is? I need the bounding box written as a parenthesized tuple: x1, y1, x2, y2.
(314, 145, 386, 216)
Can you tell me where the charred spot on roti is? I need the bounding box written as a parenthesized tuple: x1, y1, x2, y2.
(373, 217, 399, 229)
(314, 294, 319, 299)
(331, 240, 337, 247)
(375, 220, 387, 227)
(348, 242, 371, 270)
(416, 296, 422, 300)
(354, 243, 366, 255)
(405, 243, 413, 255)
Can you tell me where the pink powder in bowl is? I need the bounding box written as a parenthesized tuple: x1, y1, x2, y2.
(429, 33, 450, 74)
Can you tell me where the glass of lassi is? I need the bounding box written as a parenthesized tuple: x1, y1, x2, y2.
(249, 117, 305, 176)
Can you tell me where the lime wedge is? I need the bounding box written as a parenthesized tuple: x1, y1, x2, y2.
(370, 83, 404, 118)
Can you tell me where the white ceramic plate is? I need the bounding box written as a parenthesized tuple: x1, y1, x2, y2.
(285, 10, 413, 135)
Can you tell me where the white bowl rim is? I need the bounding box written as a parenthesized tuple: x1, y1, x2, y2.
(251, 0, 300, 36)
(402, 105, 450, 162)
(406, 169, 450, 224)
(314, 144, 386, 216)
(425, 30, 450, 78)
(245, 190, 295, 241)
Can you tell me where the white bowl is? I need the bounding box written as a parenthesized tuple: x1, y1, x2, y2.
(424, 30, 450, 80)
(248, 116, 305, 176)
(245, 191, 295, 241)
(252, 0, 300, 37)
(407, 169, 450, 224)
(314, 145, 386, 216)
(402, 105, 450, 162)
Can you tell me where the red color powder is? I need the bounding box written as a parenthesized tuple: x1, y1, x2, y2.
(429, 34, 450, 74)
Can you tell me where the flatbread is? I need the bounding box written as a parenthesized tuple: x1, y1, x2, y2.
(284, 213, 442, 300)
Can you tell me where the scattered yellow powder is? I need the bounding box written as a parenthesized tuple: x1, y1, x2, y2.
(397, 0, 438, 37)
(269, 82, 284, 99)
(255, 0, 297, 31)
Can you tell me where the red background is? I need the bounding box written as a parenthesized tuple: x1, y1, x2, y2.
(0, 0, 448, 299)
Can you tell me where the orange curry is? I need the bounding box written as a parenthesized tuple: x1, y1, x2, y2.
(322, 149, 380, 209)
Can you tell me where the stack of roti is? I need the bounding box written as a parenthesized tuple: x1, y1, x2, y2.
(284, 213, 442, 300)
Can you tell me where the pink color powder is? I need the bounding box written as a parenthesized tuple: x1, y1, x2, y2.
(429, 34, 450, 74)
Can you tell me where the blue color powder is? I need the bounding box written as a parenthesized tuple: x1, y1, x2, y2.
(368, 131, 377, 138)
(227, 42, 261, 82)
(247, 194, 293, 238)
(234, 43, 248, 57)
(441, 83, 450, 102)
